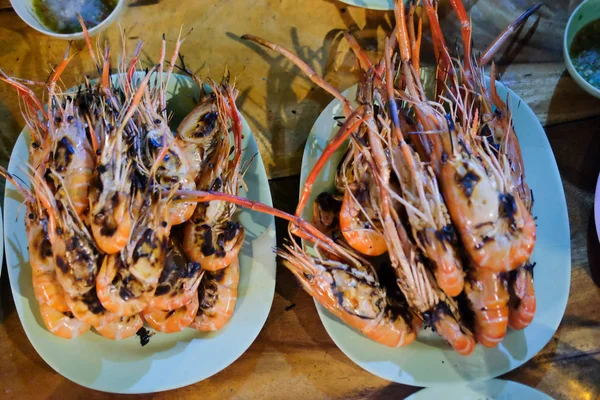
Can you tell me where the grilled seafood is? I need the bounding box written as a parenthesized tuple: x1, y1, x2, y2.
(182, 80, 246, 271)
(147, 238, 203, 311)
(177, 190, 419, 347)
(1, 29, 251, 341)
(95, 314, 144, 340)
(40, 303, 91, 339)
(191, 257, 240, 332)
(237, 0, 538, 354)
(508, 263, 536, 330)
(144, 296, 199, 333)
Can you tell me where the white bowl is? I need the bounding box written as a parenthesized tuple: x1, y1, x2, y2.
(9, 0, 124, 40)
(564, 0, 600, 99)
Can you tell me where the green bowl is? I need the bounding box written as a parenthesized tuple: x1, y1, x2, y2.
(564, 0, 600, 99)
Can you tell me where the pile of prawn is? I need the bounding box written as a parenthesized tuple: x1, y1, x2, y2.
(1, 27, 247, 341)
(234, 0, 539, 355)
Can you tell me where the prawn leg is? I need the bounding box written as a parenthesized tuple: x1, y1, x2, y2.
(508, 263, 536, 330)
(478, 3, 543, 66)
(191, 258, 240, 332)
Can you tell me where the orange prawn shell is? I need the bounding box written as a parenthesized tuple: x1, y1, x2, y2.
(39, 303, 91, 339)
(465, 270, 509, 348)
(282, 253, 417, 348)
(432, 309, 475, 356)
(32, 271, 70, 313)
(96, 254, 151, 317)
(143, 296, 199, 333)
(95, 314, 144, 340)
(339, 190, 387, 257)
(89, 192, 133, 255)
(191, 258, 240, 332)
(182, 222, 245, 271)
(147, 274, 202, 311)
(508, 266, 536, 330)
(440, 157, 536, 272)
(418, 228, 465, 298)
(28, 223, 55, 276)
(51, 108, 94, 218)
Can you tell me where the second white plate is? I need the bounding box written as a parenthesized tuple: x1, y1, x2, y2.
(299, 82, 570, 386)
(407, 379, 553, 400)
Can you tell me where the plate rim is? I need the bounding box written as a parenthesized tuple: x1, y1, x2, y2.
(337, 0, 394, 11)
(300, 81, 571, 386)
(405, 378, 553, 399)
(0, 203, 3, 278)
(2, 73, 276, 394)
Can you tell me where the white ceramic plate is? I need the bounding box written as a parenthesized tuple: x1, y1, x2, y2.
(0, 204, 3, 277)
(407, 379, 553, 400)
(300, 81, 570, 385)
(3, 74, 276, 393)
(338, 0, 394, 10)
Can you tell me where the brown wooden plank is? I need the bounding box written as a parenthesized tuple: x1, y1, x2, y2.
(498, 64, 600, 126)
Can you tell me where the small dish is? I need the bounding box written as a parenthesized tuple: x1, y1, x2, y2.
(406, 379, 553, 400)
(564, 0, 600, 99)
(338, 0, 394, 10)
(300, 75, 570, 386)
(9, 0, 124, 40)
(3, 73, 276, 393)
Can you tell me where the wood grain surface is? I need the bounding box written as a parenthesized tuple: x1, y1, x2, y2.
(0, 0, 599, 399)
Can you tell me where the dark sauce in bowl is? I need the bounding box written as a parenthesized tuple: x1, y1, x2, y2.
(32, 0, 119, 34)
(570, 19, 600, 90)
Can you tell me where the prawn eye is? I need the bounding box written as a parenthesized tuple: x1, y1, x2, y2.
(154, 119, 161, 124)
(67, 115, 74, 122)
(54, 116, 62, 124)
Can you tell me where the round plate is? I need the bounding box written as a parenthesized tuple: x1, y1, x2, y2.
(338, 0, 394, 10)
(3, 74, 276, 393)
(0, 204, 3, 276)
(300, 82, 570, 385)
(407, 379, 553, 399)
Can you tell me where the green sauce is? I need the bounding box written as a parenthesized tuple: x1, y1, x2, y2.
(570, 19, 600, 90)
(32, 0, 118, 34)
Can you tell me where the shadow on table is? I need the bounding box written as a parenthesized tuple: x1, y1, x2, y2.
(129, 0, 161, 7)
(227, 28, 337, 178)
(503, 333, 600, 398)
(495, 15, 541, 76)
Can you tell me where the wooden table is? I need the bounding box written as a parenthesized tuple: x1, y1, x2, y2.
(0, 0, 599, 398)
